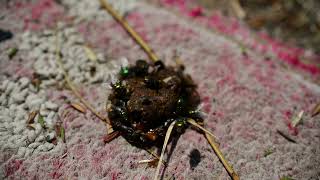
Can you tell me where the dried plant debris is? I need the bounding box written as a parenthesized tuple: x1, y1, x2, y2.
(70, 102, 87, 113)
(0, 78, 60, 158)
(20, 27, 127, 88)
(263, 148, 274, 157)
(27, 110, 38, 124)
(230, 0, 246, 19)
(277, 130, 297, 143)
(83, 45, 98, 62)
(138, 159, 159, 168)
(107, 60, 202, 148)
(311, 102, 320, 117)
(291, 110, 304, 127)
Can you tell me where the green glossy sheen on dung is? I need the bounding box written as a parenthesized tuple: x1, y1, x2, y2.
(120, 67, 129, 77)
(176, 97, 186, 113)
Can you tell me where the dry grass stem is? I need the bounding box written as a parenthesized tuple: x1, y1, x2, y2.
(83, 45, 98, 62)
(70, 102, 87, 113)
(187, 119, 239, 180)
(311, 102, 320, 117)
(27, 110, 38, 124)
(145, 148, 166, 166)
(277, 129, 297, 143)
(292, 110, 304, 127)
(153, 121, 176, 180)
(187, 119, 218, 141)
(230, 0, 246, 19)
(54, 29, 110, 125)
(100, 0, 159, 62)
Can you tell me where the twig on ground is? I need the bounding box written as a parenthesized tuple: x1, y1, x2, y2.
(277, 129, 297, 143)
(83, 45, 98, 62)
(61, 152, 68, 158)
(70, 102, 87, 114)
(145, 148, 166, 166)
(54, 29, 110, 125)
(187, 119, 239, 180)
(311, 102, 320, 117)
(187, 119, 218, 141)
(263, 148, 274, 157)
(99, 0, 159, 62)
(291, 110, 304, 127)
(138, 159, 163, 168)
(153, 121, 176, 180)
(27, 110, 38, 124)
(205, 134, 239, 180)
(138, 159, 156, 164)
(230, 0, 246, 19)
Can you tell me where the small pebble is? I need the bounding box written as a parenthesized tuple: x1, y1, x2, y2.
(19, 77, 30, 89)
(0, 12, 130, 159)
(35, 135, 45, 142)
(28, 142, 41, 149)
(45, 101, 58, 111)
(16, 147, 27, 158)
(0, 79, 9, 91)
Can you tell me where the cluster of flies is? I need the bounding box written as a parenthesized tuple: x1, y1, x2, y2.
(107, 59, 203, 148)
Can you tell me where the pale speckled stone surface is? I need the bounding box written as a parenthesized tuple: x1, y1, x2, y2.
(0, 0, 319, 179)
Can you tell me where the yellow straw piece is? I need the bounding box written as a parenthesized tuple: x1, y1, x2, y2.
(55, 30, 110, 125)
(205, 133, 239, 180)
(100, 0, 159, 62)
(153, 121, 176, 180)
(187, 118, 240, 180)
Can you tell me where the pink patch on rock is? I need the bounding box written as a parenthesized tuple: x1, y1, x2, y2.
(126, 12, 149, 42)
(287, 122, 299, 136)
(3, 62, 34, 79)
(188, 6, 203, 17)
(283, 110, 299, 135)
(15, 0, 66, 31)
(161, 0, 187, 12)
(49, 160, 64, 178)
(4, 159, 23, 177)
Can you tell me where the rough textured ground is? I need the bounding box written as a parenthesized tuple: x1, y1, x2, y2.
(0, 0, 320, 179)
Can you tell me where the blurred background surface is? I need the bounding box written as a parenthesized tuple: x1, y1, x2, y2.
(197, 0, 320, 54)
